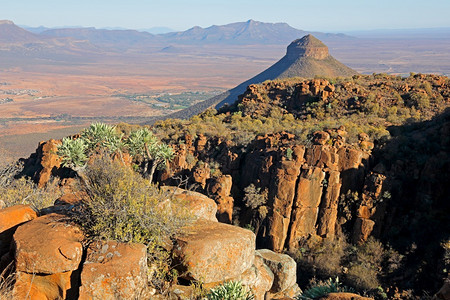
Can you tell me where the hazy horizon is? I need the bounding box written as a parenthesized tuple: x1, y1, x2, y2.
(3, 0, 450, 32)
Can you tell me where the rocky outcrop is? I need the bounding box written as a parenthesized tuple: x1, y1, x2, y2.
(267, 146, 304, 251)
(162, 130, 371, 253)
(19, 139, 63, 187)
(241, 132, 369, 252)
(207, 175, 234, 223)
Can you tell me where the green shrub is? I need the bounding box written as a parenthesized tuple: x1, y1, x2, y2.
(345, 238, 384, 291)
(297, 277, 353, 299)
(81, 122, 123, 153)
(410, 91, 430, 109)
(207, 281, 254, 300)
(0, 162, 61, 209)
(243, 184, 268, 209)
(73, 156, 191, 290)
(294, 234, 348, 283)
(57, 137, 88, 169)
(286, 148, 293, 160)
(125, 128, 174, 181)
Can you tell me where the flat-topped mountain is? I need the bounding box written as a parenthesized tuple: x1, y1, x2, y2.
(167, 35, 357, 117)
(269, 34, 357, 79)
(0, 20, 41, 43)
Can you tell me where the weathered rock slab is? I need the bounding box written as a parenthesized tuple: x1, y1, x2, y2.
(0, 205, 38, 233)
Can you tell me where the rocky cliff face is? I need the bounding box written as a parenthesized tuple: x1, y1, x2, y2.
(159, 129, 371, 252)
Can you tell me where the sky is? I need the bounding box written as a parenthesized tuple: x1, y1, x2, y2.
(2, 0, 450, 32)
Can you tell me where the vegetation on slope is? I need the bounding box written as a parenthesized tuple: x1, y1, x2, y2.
(153, 73, 449, 148)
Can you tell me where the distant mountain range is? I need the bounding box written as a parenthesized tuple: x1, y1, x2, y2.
(160, 19, 346, 45)
(0, 19, 349, 53)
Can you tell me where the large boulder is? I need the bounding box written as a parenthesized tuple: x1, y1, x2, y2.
(79, 240, 149, 300)
(0, 205, 38, 233)
(13, 213, 83, 274)
(173, 219, 255, 283)
(0, 205, 38, 256)
(12, 213, 83, 299)
(14, 271, 77, 300)
(161, 186, 218, 222)
(256, 249, 297, 294)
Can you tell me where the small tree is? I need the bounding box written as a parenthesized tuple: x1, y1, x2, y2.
(57, 137, 88, 171)
(81, 122, 123, 153)
(125, 128, 174, 182)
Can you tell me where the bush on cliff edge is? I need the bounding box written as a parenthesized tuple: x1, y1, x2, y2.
(72, 155, 192, 290)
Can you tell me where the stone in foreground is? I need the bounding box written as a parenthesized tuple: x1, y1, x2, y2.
(174, 219, 255, 283)
(79, 240, 148, 300)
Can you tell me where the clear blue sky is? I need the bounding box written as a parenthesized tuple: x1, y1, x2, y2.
(3, 0, 450, 32)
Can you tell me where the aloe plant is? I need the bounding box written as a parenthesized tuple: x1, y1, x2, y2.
(125, 128, 174, 182)
(57, 137, 88, 170)
(81, 122, 123, 153)
(207, 281, 254, 300)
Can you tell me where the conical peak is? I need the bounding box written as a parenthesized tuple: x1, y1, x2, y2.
(286, 34, 329, 60)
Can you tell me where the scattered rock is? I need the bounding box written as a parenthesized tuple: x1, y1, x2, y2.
(352, 218, 375, 244)
(313, 131, 331, 145)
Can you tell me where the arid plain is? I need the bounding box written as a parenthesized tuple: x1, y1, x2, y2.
(0, 23, 449, 158)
